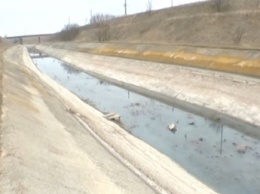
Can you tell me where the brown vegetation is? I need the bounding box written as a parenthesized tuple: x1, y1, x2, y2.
(146, 0, 153, 16)
(90, 13, 115, 42)
(85, 45, 260, 77)
(214, 0, 229, 12)
(57, 23, 80, 41)
(74, 0, 260, 48)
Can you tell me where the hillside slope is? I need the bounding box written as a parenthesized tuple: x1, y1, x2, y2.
(76, 0, 260, 47)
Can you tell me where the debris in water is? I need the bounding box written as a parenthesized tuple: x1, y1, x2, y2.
(237, 145, 248, 154)
(254, 152, 260, 159)
(135, 102, 140, 106)
(199, 137, 204, 142)
(168, 123, 177, 133)
(189, 122, 195, 126)
(130, 102, 141, 107)
(104, 112, 121, 121)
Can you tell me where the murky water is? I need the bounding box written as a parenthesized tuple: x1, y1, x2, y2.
(32, 56, 260, 194)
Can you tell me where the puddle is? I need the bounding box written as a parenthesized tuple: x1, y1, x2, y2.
(32, 56, 260, 194)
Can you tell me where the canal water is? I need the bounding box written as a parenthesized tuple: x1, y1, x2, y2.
(32, 56, 260, 194)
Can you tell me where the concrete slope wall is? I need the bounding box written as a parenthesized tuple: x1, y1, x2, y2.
(0, 46, 162, 194)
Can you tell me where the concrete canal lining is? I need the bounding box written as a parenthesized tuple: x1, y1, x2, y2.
(7, 45, 221, 194)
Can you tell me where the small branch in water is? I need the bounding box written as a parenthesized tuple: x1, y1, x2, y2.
(220, 125, 224, 155)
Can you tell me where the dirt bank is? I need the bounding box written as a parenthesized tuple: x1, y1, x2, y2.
(36, 45, 260, 138)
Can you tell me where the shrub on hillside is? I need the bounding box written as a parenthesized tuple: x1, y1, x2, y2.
(58, 23, 80, 41)
(90, 13, 115, 42)
(146, 0, 153, 16)
(214, 0, 229, 12)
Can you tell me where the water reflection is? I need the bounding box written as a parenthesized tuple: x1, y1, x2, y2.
(61, 62, 81, 74)
(206, 119, 225, 154)
(28, 48, 49, 59)
(97, 80, 109, 86)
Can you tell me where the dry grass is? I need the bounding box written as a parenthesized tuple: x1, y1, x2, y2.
(76, 0, 260, 48)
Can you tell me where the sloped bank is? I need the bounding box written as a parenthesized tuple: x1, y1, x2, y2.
(52, 42, 260, 77)
(36, 44, 260, 138)
(90, 45, 260, 77)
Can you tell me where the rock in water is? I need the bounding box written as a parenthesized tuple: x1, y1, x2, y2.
(168, 123, 177, 133)
(104, 112, 121, 121)
(237, 145, 247, 154)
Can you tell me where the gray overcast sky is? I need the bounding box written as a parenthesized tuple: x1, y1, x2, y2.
(0, 0, 205, 36)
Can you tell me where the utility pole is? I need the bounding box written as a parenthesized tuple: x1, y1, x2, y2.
(124, 0, 127, 15)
